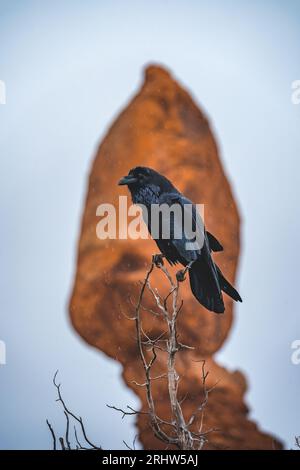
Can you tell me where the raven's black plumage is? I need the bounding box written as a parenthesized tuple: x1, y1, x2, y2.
(118, 166, 242, 314)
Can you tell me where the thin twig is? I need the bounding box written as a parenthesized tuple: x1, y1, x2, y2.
(46, 420, 56, 450)
(46, 371, 102, 450)
(110, 256, 217, 449)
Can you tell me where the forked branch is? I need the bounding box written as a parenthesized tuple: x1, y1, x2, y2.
(109, 255, 217, 450)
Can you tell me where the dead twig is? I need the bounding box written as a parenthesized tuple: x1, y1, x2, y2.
(46, 371, 102, 450)
(111, 256, 217, 450)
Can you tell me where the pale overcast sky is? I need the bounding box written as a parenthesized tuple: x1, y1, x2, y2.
(0, 0, 299, 449)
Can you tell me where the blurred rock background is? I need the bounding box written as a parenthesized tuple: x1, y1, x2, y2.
(70, 65, 281, 449)
(1, 0, 299, 449)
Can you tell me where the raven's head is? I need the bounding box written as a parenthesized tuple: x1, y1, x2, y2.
(118, 166, 176, 197)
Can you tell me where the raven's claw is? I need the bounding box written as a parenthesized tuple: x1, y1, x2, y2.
(152, 254, 164, 267)
(176, 269, 186, 282)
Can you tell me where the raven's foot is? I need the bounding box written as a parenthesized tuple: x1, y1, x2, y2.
(176, 261, 194, 282)
(152, 254, 164, 267)
(176, 269, 186, 282)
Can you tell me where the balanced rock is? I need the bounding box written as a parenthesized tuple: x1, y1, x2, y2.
(69, 65, 282, 450)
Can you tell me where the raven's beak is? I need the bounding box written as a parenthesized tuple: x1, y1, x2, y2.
(118, 175, 138, 186)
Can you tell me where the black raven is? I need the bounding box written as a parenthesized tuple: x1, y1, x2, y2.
(118, 166, 242, 313)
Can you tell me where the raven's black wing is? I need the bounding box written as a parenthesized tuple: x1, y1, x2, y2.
(157, 192, 202, 264)
(206, 231, 223, 252)
(158, 192, 224, 313)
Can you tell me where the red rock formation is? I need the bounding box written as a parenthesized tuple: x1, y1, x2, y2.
(69, 65, 282, 449)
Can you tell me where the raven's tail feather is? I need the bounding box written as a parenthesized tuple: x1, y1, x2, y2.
(189, 259, 225, 314)
(188, 261, 242, 313)
(216, 265, 242, 303)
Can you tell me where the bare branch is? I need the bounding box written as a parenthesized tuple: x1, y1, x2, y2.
(110, 256, 217, 450)
(64, 411, 71, 450)
(46, 371, 102, 450)
(47, 260, 217, 451)
(46, 420, 56, 450)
